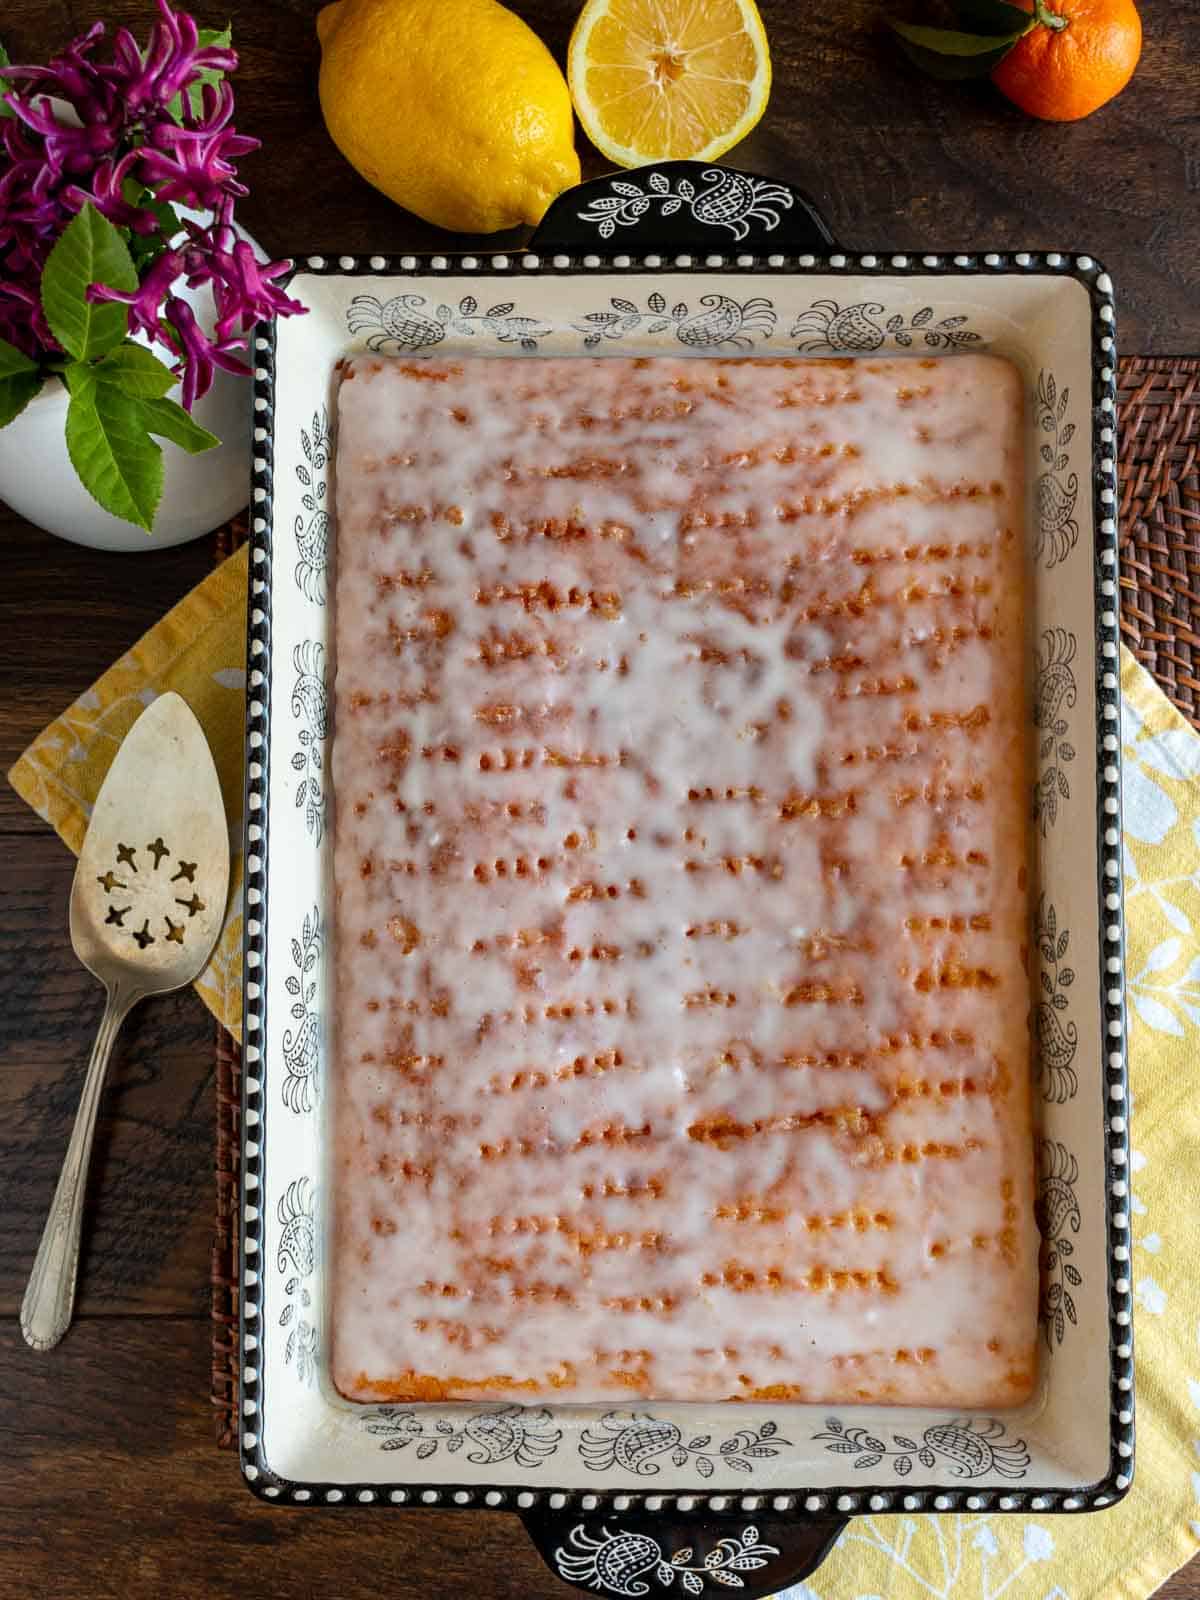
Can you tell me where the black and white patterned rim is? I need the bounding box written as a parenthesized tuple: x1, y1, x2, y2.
(239, 245, 1131, 1517)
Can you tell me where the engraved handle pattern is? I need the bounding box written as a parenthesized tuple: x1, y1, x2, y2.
(20, 986, 135, 1350)
(531, 162, 837, 256)
(521, 1510, 848, 1600)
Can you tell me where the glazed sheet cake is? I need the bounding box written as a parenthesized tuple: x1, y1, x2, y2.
(329, 352, 1039, 1409)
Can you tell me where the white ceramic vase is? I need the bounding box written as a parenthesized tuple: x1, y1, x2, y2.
(0, 344, 251, 552)
(0, 205, 259, 552)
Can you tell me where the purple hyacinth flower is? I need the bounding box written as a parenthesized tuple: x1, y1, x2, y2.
(1, 0, 303, 397)
(163, 295, 251, 410)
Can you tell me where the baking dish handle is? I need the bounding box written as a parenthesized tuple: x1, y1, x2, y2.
(519, 1505, 847, 1598)
(531, 162, 838, 257)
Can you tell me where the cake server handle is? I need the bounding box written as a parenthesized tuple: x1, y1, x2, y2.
(531, 160, 839, 258)
(519, 1505, 847, 1599)
(20, 982, 137, 1351)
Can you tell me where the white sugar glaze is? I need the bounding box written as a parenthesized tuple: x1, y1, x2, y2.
(329, 354, 1038, 1407)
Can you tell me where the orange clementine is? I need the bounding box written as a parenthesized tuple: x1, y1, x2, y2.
(991, 0, 1141, 121)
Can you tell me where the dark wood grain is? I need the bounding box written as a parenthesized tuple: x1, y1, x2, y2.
(0, 1321, 560, 1600)
(0, 838, 214, 1315)
(2, 0, 1199, 1594)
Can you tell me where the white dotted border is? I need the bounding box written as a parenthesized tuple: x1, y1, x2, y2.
(246, 1481, 1127, 1513)
(298, 252, 1109, 276)
(1092, 279, 1133, 1495)
(241, 250, 1131, 1513)
(241, 317, 273, 1501)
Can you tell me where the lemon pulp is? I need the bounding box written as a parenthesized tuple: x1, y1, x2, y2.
(568, 0, 771, 167)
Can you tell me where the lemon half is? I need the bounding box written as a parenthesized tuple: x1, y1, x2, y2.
(568, 0, 772, 168)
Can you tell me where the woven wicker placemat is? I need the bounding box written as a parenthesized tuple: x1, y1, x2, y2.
(207, 353, 1200, 1447)
(1118, 358, 1200, 721)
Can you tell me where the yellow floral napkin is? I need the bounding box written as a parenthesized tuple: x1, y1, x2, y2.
(8, 543, 248, 1039)
(7, 558, 1200, 1598)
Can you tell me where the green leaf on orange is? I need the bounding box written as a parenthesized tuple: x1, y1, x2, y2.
(890, 19, 1024, 76)
(891, 19, 1028, 53)
(64, 365, 164, 530)
(41, 204, 138, 362)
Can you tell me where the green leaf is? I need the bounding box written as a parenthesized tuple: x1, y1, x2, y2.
(146, 197, 181, 238)
(64, 366, 164, 530)
(41, 204, 138, 362)
(120, 179, 181, 239)
(957, 0, 1038, 32)
(896, 38, 1017, 76)
(890, 19, 1027, 54)
(92, 343, 180, 399)
(0, 41, 12, 118)
(167, 25, 232, 122)
(127, 196, 182, 275)
(117, 181, 182, 271)
(0, 335, 43, 425)
(890, 20, 1021, 77)
(138, 395, 220, 454)
(0, 336, 38, 378)
(0, 371, 43, 427)
(128, 232, 167, 274)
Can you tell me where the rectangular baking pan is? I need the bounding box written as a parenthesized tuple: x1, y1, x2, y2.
(239, 160, 1130, 1595)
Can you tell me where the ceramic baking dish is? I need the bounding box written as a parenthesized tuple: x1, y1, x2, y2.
(238, 161, 1130, 1595)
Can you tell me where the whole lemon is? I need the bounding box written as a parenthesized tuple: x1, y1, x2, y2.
(316, 0, 581, 232)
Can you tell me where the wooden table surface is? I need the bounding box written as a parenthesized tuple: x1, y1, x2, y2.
(2, 1, 1199, 1595)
